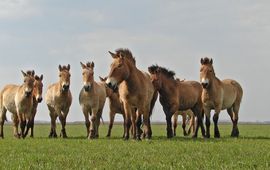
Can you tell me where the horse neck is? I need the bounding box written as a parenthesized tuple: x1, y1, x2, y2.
(122, 61, 140, 91)
(158, 74, 177, 97)
(204, 76, 221, 94)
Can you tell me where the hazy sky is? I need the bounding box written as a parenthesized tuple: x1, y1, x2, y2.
(0, 0, 269, 123)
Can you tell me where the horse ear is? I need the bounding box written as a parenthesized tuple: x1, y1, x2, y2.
(80, 62, 86, 69)
(32, 70, 35, 76)
(21, 70, 27, 77)
(99, 76, 105, 82)
(210, 58, 213, 65)
(200, 58, 204, 65)
(67, 64, 70, 71)
(58, 65, 62, 71)
(90, 62, 95, 68)
(40, 74, 43, 81)
(109, 51, 117, 58)
(119, 53, 124, 60)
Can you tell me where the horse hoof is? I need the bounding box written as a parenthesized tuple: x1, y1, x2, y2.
(214, 133, 220, 138)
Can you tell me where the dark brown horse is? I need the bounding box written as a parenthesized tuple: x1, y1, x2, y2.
(200, 57, 243, 138)
(148, 65, 205, 138)
(106, 48, 157, 140)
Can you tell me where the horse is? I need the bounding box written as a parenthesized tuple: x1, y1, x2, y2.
(148, 65, 205, 138)
(24, 74, 44, 138)
(0, 70, 35, 139)
(79, 62, 106, 139)
(106, 48, 157, 140)
(45, 64, 72, 138)
(99, 76, 126, 137)
(200, 57, 243, 138)
(172, 109, 195, 137)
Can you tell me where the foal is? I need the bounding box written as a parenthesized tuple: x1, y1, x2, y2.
(0, 70, 35, 138)
(200, 57, 243, 138)
(148, 65, 205, 138)
(99, 76, 126, 137)
(79, 62, 106, 139)
(172, 109, 195, 136)
(46, 65, 72, 138)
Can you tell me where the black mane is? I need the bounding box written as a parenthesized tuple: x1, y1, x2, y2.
(148, 65, 175, 79)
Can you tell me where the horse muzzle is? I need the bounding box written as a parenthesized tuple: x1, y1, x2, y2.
(37, 97, 43, 103)
(62, 84, 70, 91)
(201, 82, 209, 89)
(106, 82, 118, 91)
(84, 85, 91, 92)
(25, 91, 32, 97)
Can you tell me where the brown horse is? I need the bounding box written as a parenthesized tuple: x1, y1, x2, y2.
(172, 109, 195, 137)
(200, 57, 243, 138)
(148, 65, 205, 138)
(46, 65, 72, 138)
(0, 70, 35, 139)
(24, 74, 44, 138)
(106, 48, 157, 140)
(99, 76, 126, 137)
(79, 62, 106, 139)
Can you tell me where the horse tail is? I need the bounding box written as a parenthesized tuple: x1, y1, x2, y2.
(100, 116, 105, 125)
(149, 90, 158, 117)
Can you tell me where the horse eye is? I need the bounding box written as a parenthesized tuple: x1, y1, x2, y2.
(209, 70, 213, 73)
(117, 64, 122, 68)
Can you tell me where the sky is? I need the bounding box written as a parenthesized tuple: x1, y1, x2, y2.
(0, 0, 269, 123)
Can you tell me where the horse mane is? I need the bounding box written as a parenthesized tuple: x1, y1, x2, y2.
(62, 66, 69, 71)
(26, 70, 34, 77)
(148, 65, 176, 80)
(115, 48, 136, 65)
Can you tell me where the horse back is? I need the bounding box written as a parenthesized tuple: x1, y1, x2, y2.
(0, 84, 19, 114)
(222, 79, 243, 106)
(178, 81, 202, 105)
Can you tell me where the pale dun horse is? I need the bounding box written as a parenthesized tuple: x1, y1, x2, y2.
(99, 76, 126, 138)
(200, 57, 243, 138)
(79, 62, 106, 139)
(46, 65, 72, 138)
(106, 48, 157, 140)
(172, 110, 195, 136)
(0, 70, 35, 139)
(24, 74, 44, 138)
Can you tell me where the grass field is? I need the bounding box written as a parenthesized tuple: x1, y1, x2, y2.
(0, 123, 269, 170)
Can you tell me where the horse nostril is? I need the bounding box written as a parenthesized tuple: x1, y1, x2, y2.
(107, 82, 112, 88)
(38, 98, 43, 103)
(63, 85, 69, 90)
(201, 83, 208, 88)
(84, 85, 90, 92)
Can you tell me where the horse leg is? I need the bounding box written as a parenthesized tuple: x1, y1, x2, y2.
(0, 107, 7, 139)
(123, 102, 132, 140)
(23, 118, 32, 138)
(89, 108, 98, 139)
(192, 106, 205, 138)
(122, 114, 126, 138)
(11, 114, 19, 138)
(143, 108, 152, 140)
(82, 108, 90, 138)
(232, 104, 240, 137)
(106, 111, 115, 137)
(172, 112, 178, 137)
(18, 113, 26, 139)
(182, 112, 188, 136)
(59, 114, 67, 138)
(204, 108, 211, 138)
(49, 112, 57, 138)
(188, 115, 195, 135)
(30, 118, 35, 138)
(165, 109, 174, 138)
(213, 108, 221, 138)
(95, 110, 103, 138)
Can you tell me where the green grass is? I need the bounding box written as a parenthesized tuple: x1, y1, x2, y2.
(0, 123, 270, 170)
